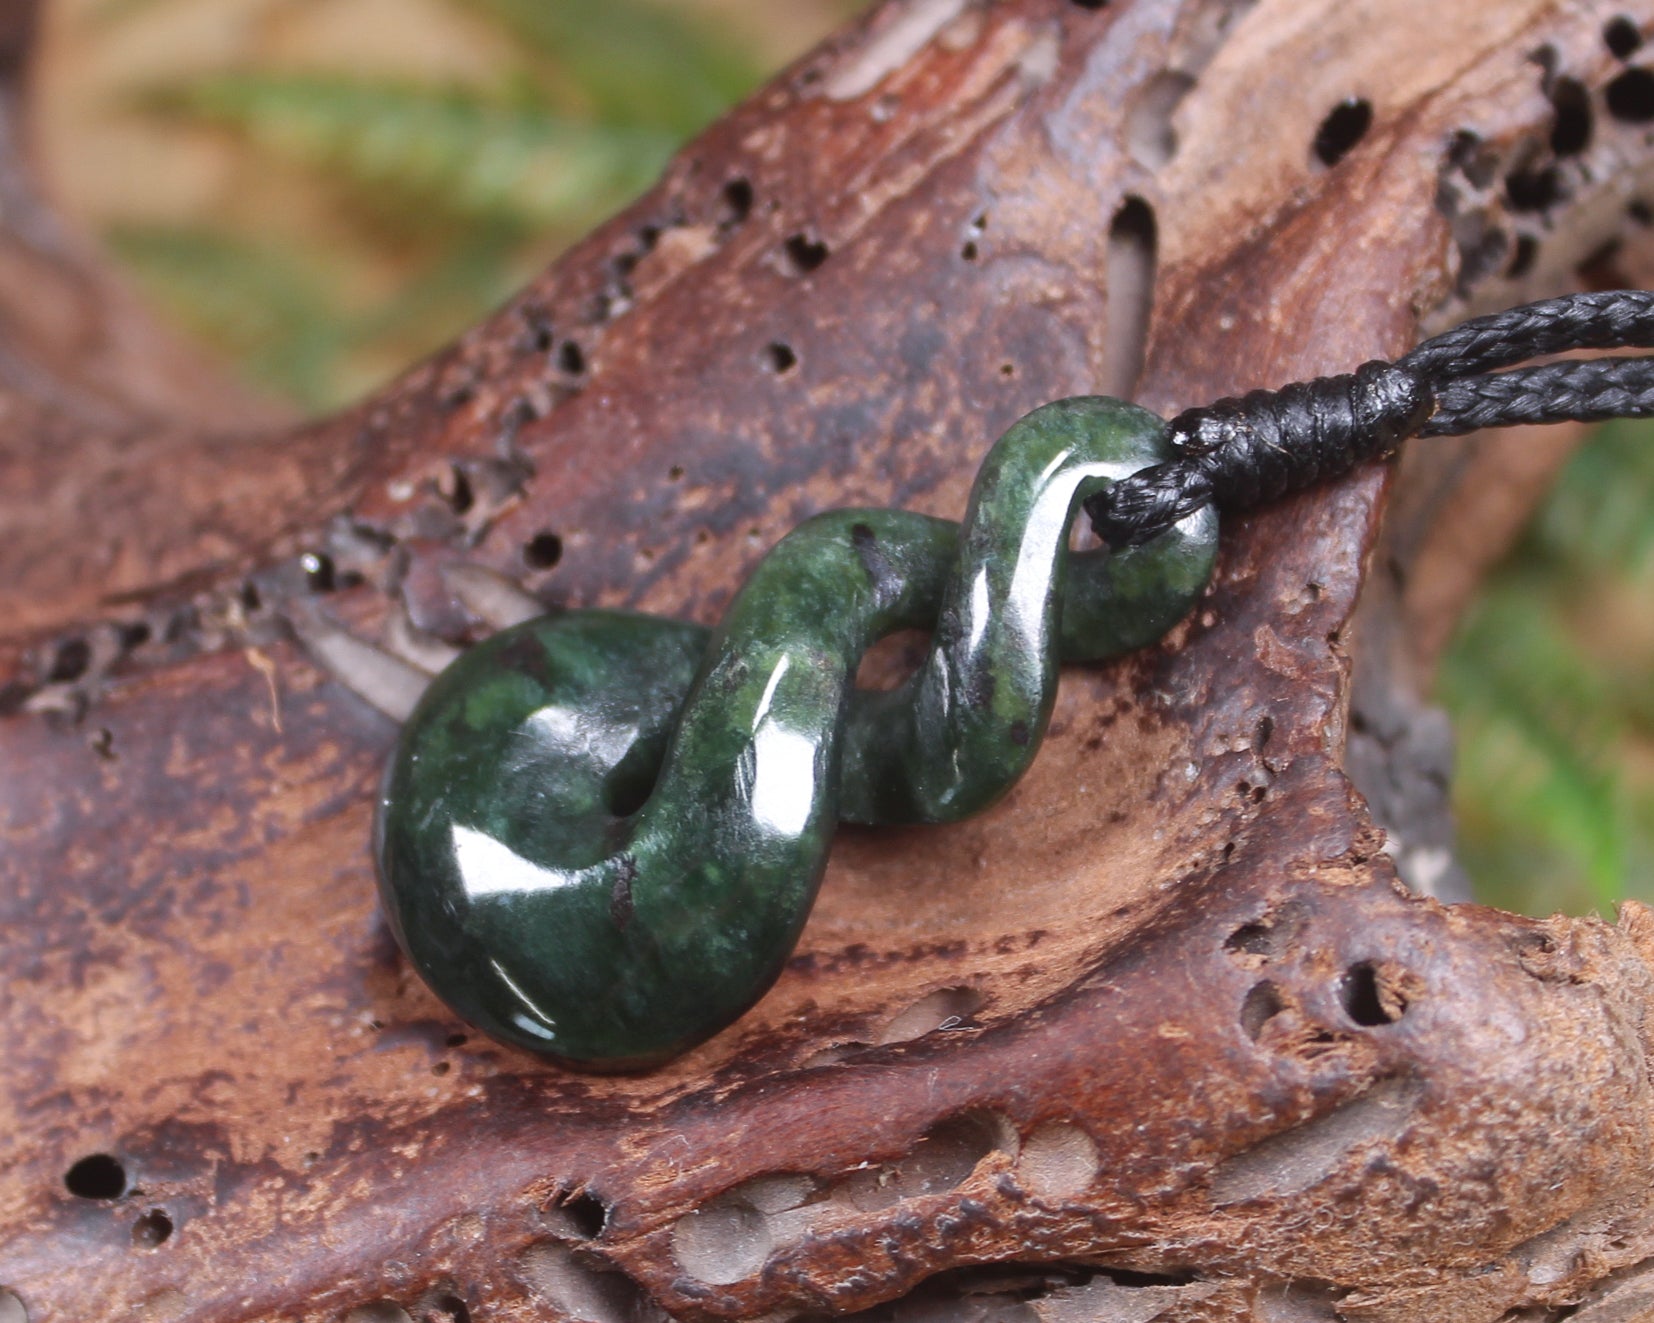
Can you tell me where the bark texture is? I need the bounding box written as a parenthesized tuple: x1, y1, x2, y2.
(3, 1, 1654, 1321)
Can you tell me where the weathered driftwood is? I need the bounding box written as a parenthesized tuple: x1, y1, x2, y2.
(4, 1, 1654, 1320)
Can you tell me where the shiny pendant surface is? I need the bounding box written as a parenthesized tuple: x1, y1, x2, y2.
(374, 397, 1219, 1067)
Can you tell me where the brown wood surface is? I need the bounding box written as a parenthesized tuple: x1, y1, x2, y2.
(4, 1, 1654, 1320)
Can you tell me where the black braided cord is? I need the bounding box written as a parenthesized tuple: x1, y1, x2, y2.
(1423, 356, 1654, 435)
(1085, 289, 1654, 548)
(1398, 290, 1654, 379)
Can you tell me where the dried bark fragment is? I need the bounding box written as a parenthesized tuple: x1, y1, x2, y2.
(2, 2, 1654, 1322)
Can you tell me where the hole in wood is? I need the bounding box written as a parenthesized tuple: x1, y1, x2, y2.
(425, 1294, 471, 1323)
(1227, 923, 1272, 957)
(1095, 1267, 1202, 1288)
(672, 1198, 772, 1285)
(1607, 67, 1654, 122)
(720, 177, 753, 226)
(0, 1290, 24, 1323)
(1445, 126, 1498, 188)
(1506, 163, 1563, 213)
(1223, 902, 1308, 963)
(799, 1040, 872, 1068)
(1452, 217, 1509, 295)
(524, 532, 564, 570)
(1341, 962, 1406, 1026)
(131, 1208, 173, 1248)
(524, 310, 555, 354)
(877, 985, 983, 1043)
(725, 1172, 820, 1216)
(64, 1153, 126, 1200)
(1240, 981, 1287, 1041)
(782, 232, 829, 274)
(1312, 97, 1372, 167)
(1102, 196, 1156, 400)
(440, 464, 474, 516)
(1015, 1121, 1099, 1197)
(47, 638, 90, 683)
(519, 1243, 659, 1322)
(765, 342, 797, 374)
(1126, 71, 1195, 168)
(1605, 15, 1644, 59)
(559, 341, 586, 376)
(1210, 1077, 1423, 1204)
(1548, 75, 1593, 156)
(545, 1190, 608, 1241)
(302, 552, 337, 593)
(1507, 233, 1540, 279)
(835, 1111, 1013, 1213)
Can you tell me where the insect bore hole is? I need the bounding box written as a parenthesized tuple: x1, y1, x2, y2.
(302, 552, 337, 592)
(1605, 15, 1644, 59)
(1312, 97, 1373, 167)
(524, 532, 564, 570)
(546, 1189, 609, 1240)
(430, 1295, 471, 1323)
(47, 638, 91, 684)
(1548, 76, 1593, 156)
(721, 177, 754, 226)
(782, 233, 829, 275)
(1507, 233, 1540, 279)
(132, 1209, 173, 1248)
(65, 1153, 127, 1200)
(1239, 981, 1286, 1041)
(1506, 163, 1563, 213)
(1607, 67, 1654, 122)
(442, 464, 475, 516)
(1341, 961, 1406, 1026)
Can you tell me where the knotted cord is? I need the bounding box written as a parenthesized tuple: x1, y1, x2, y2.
(1085, 290, 1654, 547)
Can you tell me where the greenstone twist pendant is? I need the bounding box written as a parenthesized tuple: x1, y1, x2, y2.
(374, 397, 1219, 1068)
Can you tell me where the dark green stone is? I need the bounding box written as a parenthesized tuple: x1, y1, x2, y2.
(375, 397, 1219, 1068)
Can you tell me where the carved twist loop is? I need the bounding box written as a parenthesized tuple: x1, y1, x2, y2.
(375, 398, 1219, 1067)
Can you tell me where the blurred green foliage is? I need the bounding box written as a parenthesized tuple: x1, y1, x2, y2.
(1438, 419, 1654, 916)
(99, 0, 1651, 917)
(111, 0, 770, 408)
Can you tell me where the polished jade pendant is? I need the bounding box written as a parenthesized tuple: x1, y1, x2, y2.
(374, 397, 1219, 1068)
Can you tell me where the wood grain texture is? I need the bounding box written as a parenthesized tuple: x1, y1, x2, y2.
(3, 1, 1654, 1320)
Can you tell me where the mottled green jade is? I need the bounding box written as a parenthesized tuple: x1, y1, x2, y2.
(375, 398, 1219, 1068)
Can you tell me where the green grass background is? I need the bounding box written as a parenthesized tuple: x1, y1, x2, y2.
(72, 0, 1654, 917)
